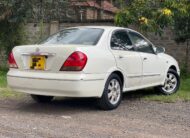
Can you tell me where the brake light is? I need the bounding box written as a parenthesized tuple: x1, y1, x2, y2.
(8, 52, 18, 68)
(60, 51, 87, 71)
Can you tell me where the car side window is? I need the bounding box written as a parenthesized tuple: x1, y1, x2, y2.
(129, 31, 154, 54)
(111, 30, 134, 51)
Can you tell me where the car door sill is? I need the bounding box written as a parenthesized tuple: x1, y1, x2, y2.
(123, 83, 161, 92)
(127, 74, 160, 78)
(143, 74, 161, 77)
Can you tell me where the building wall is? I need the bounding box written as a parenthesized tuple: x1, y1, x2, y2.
(26, 23, 50, 43)
(86, 8, 98, 20)
(59, 22, 113, 29)
(85, 8, 114, 20)
(101, 11, 115, 20)
(147, 28, 187, 66)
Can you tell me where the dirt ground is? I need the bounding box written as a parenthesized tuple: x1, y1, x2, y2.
(0, 94, 189, 138)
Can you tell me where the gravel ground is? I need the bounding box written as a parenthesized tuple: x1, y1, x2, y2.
(0, 94, 189, 138)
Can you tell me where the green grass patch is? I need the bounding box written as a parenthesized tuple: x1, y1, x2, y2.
(0, 70, 24, 99)
(0, 88, 24, 99)
(143, 90, 190, 102)
(0, 70, 7, 88)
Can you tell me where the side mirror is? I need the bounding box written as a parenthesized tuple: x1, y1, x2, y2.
(156, 47, 165, 54)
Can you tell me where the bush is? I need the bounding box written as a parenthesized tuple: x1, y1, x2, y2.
(0, 0, 33, 68)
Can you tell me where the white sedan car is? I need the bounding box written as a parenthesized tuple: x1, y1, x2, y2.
(7, 26, 180, 110)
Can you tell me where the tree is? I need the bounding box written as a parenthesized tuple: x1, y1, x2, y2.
(115, 0, 190, 72)
(0, 0, 33, 55)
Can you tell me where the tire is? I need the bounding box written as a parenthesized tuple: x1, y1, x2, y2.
(155, 69, 180, 95)
(31, 95, 54, 103)
(97, 73, 123, 110)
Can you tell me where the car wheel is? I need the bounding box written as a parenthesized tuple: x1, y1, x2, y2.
(31, 95, 54, 103)
(156, 69, 180, 95)
(98, 73, 123, 110)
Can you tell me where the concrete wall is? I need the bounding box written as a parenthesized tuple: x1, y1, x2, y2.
(147, 28, 187, 67)
(26, 23, 50, 43)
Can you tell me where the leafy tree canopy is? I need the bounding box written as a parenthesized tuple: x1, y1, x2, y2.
(0, 0, 33, 23)
(0, 0, 34, 56)
(115, 0, 190, 42)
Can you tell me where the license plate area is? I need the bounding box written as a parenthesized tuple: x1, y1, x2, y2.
(30, 55, 46, 70)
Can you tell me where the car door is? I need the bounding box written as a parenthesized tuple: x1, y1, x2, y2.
(110, 29, 142, 89)
(128, 31, 164, 86)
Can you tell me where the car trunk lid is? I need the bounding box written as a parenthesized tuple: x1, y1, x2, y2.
(12, 44, 87, 72)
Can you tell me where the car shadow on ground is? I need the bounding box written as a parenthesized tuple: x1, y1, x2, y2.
(15, 89, 157, 114)
(122, 88, 158, 101)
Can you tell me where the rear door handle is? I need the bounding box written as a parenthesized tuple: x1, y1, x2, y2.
(118, 55, 124, 59)
(143, 57, 147, 60)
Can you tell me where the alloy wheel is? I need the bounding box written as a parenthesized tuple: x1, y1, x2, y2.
(162, 72, 177, 94)
(107, 79, 121, 105)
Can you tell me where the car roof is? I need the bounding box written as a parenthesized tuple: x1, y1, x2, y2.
(66, 26, 137, 32)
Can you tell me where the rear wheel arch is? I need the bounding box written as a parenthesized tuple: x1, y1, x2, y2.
(104, 70, 125, 90)
(101, 69, 125, 98)
(169, 65, 177, 72)
(111, 71, 124, 87)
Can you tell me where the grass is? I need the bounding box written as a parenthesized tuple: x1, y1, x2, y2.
(0, 70, 24, 99)
(0, 70, 190, 102)
(0, 69, 7, 88)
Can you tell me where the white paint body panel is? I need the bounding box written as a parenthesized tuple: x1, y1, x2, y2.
(7, 26, 180, 97)
(7, 69, 106, 97)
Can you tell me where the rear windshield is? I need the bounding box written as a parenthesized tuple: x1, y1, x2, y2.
(40, 28, 104, 45)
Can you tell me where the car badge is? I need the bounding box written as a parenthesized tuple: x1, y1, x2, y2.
(36, 47, 40, 53)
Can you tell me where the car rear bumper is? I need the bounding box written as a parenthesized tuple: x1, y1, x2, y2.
(7, 69, 105, 97)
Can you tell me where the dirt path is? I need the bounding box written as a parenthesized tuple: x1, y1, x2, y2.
(0, 95, 189, 138)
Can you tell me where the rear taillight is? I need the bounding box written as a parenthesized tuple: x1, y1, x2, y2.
(8, 52, 18, 68)
(60, 51, 87, 71)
